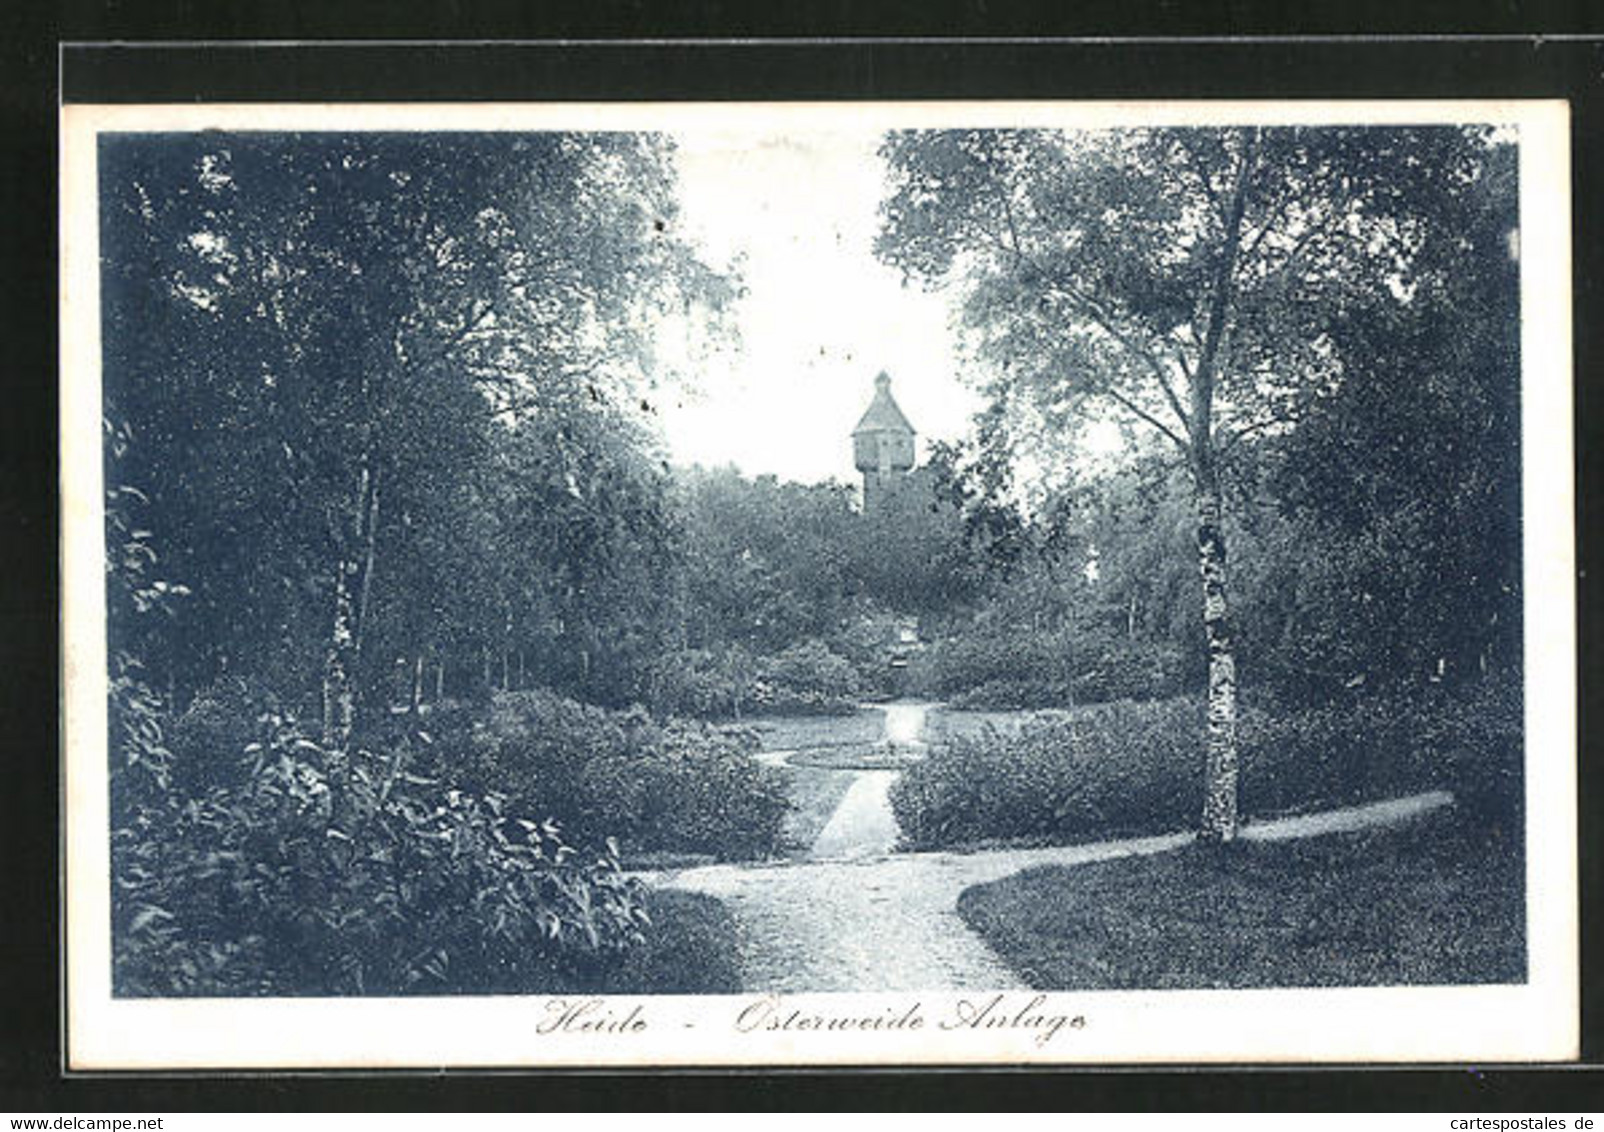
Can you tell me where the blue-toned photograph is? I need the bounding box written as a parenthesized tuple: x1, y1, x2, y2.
(98, 122, 1526, 1001)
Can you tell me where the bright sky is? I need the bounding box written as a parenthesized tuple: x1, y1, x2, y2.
(652, 127, 983, 486)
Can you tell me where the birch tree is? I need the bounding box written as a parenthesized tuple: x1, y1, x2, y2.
(877, 125, 1496, 840)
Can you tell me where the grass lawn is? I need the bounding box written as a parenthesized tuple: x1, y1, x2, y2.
(741, 708, 885, 752)
(957, 810, 1524, 989)
(777, 763, 860, 854)
(601, 889, 743, 994)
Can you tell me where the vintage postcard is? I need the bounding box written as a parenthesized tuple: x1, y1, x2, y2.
(60, 99, 1577, 1068)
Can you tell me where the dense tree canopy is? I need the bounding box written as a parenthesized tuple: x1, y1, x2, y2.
(102, 132, 734, 733)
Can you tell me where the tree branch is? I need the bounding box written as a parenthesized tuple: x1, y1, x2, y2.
(1191, 127, 1259, 451)
(1103, 386, 1190, 452)
(1219, 412, 1295, 455)
(985, 166, 1195, 443)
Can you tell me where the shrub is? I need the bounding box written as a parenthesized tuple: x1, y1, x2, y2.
(646, 641, 860, 719)
(645, 646, 757, 719)
(1239, 678, 1522, 830)
(112, 710, 652, 998)
(829, 613, 906, 699)
(759, 639, 859, 704)
(1070, 637, 1190, 704)
(949, 678, 1068, 711)
(914, 623, 1191, 710)
(165, 676, 282, 797)
(892, 680, 1523, 850)
(891, 697, 1203, 849)
(446, 689, 788, 860)
(1423, 678, 1523, 833)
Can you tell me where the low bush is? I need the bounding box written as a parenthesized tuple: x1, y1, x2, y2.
(606, 890, 744, 994)
(752, 639, 861, 715)
(916, 628, 1189, 711)
(437, 689, 789, 861)
(891, 679, 1522, 850)
(645, 640, 860, 719)
(948, 678, 1068, 712)
(645, 647, 754, 720)
(112, 703, 652, 998)
(164, 676, 283, 797)
(891, 697, 1203, 849)
(1240, 678, 1522, 832)
(828, 612, 907, 700)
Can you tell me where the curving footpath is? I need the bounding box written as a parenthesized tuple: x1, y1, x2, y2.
(658, 701, 1455, 993)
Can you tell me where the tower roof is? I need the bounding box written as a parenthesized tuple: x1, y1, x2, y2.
(852, 372, 916, 436)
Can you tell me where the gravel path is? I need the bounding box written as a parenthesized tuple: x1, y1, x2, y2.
(663, 792, 1454, 993)
(806, 770, 900, 860)
(660, 701, 1456, 993)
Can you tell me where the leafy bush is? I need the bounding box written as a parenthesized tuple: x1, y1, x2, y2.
(827, 612, 907, 699)
(165, 676, 283, 797)
(891, 697, 1203, 849)
(948, 678, 1069, 711)
(645, 646, 755, 719)
(646, 640, 860, 719)
(1070, 635, 1190, 704)
(753, 639, 860, 715)
(111, 699, 654, 998)
(1239, 678, 1522, 831)
(916, 627, 1188, 711)
(443, 689, 789, 860)
(606, 890, 744, 994)
(892, 680, 1522, 850)
(761, 639, 859, 698)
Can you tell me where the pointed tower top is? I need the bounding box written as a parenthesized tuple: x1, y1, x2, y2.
(853, 371, 916, 436)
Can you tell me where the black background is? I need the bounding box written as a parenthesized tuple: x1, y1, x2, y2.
(6, 0, 1604, 1112)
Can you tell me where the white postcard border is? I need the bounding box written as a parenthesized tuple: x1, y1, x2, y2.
(60, 98, 1577, 1069)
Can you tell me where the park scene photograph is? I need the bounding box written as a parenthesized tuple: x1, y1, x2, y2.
(90, 112, 1530, 1003)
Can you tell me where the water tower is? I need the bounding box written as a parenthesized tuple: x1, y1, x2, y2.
(852, 371, 916, 512)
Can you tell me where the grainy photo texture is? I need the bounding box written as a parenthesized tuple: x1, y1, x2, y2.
(62, 101, 1577, 1068)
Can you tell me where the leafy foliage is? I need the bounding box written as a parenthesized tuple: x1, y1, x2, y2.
(428, 690, 789, 861)
(112, 702, 652, 997)
(890, 682, 1520, 851)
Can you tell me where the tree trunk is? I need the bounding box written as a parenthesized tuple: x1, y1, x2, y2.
(501, 606, 513, 692)
(435, 661, 444, 702)
(355, 468, 381, 654)
(322, 461, 380, 754)
(1185, 128, 1255, 843)
(322, 555, 359, 752)
(1194, 462, 1239, 842)
(410, 653, 424, 715)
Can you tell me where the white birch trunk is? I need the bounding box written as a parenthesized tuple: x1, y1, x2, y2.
(1194, 467, 1239, 841)
(321, 556, 358, 752)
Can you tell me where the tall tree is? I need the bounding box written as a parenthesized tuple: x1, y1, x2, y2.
(101, 132, 733, 739)
(878, 125, 1498, 839)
